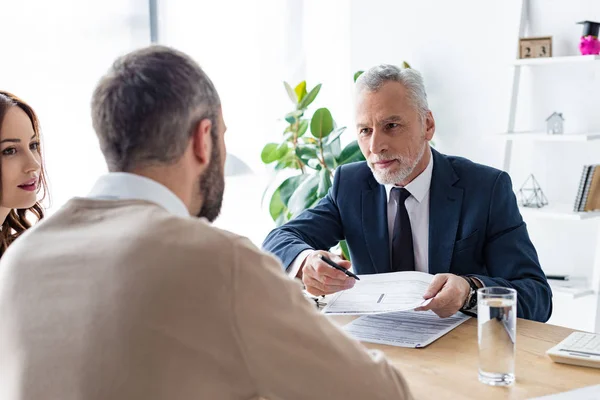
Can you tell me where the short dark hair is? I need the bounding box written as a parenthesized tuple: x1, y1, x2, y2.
(91, 45, 221, 172)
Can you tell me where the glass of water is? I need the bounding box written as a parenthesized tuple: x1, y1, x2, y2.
(477, 287, 517, 386)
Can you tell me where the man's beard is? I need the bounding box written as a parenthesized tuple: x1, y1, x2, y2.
(196, 141, 225, 222)
(368, 141, 427, 185)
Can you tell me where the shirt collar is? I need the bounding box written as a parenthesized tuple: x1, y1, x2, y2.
(88, 172, 190, 218)
(384, 149, 434, 203)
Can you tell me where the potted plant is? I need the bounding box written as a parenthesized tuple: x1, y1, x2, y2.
(261, 65, 411, 258)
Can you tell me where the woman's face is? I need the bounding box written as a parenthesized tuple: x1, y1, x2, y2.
(0, 106, 41, 210)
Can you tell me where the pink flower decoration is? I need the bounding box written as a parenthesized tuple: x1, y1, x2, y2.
(579, 35, 600, 55)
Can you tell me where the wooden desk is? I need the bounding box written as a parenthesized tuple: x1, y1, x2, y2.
(332, 316, 600, 399)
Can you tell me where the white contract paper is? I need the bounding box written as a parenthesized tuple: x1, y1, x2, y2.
(343, 310, 470, 348)
(321, 271, 434, 315)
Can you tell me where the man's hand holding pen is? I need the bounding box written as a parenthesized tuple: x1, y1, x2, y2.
(300, 250, 356, 296)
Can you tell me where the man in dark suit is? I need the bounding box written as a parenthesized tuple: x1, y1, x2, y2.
(263, 64, 552, 322)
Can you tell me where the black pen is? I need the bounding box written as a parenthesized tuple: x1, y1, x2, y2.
(318, 254, 360, 280)
(546, 275, 569, 281)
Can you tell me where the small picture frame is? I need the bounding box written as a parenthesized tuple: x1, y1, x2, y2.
(519, 36, 553, 59)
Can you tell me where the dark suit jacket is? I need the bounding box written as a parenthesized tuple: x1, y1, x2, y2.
(263, 149, 552, 322)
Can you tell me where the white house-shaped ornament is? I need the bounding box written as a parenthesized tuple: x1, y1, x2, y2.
(546, 112, 564, 135)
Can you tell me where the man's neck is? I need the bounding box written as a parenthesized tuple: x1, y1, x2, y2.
(396, 144, 431, 187)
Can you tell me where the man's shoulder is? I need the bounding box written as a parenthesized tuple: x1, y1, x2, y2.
(442, 153, 504, 183)
(10, 199, 266, 264)
(336, 161, 373, 184)
(136, 208, 269, 262)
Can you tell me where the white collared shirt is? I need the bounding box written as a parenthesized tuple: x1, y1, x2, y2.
(87, 172, 190, 218)
(384, 152, 434, 273)
(288, 151, 434, 277)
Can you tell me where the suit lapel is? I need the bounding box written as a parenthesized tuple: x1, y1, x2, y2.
(362, 180, 390, 274)
(428, 149, 463, 274)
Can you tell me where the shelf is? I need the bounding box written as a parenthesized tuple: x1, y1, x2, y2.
(519, 203, 600, 221)
(498, 131, 600, 142)
(549, 277, 595, 299)
(513, 55, 600, 66)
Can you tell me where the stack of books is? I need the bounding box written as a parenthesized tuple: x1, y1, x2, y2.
(573, 164, 600, 212)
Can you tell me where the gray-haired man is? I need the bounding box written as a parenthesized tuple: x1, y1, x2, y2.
(263, 64, 552, 322)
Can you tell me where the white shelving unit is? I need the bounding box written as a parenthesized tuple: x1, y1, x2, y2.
(513, 54, 600, 66)
(499, 131, 600, 142)
(505, 1, 600, 332)
(519, 204, 600, 221)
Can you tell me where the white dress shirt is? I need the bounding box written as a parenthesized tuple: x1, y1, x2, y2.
(384, 153, 433, 273)
(288, 151, 434, 277)
(88, 172, 190, 218)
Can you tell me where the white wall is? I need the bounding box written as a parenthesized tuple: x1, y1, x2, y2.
(341, 0, 600, 330)
(0, 0, 150, 210)
(159, 0, 305, 244)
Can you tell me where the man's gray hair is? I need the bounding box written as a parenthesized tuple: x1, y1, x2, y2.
(356, 64, 429, 120)
(91, 45, 221, 172)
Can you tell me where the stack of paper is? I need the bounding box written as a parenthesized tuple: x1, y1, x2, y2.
(321, 271, 471, 348)
(343, 310, 470, 348)
(322, 271, 434, 315)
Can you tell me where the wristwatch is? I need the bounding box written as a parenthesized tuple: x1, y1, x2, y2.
(460, 276, 478, 311)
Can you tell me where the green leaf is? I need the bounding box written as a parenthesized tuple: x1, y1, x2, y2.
(261, 143, 278, 163)
(353, 70, 364, 82)
(285, 110, 303, 124)
(339, 240, 350, 261)
(282, 130, 295, 141)
(317, 168, 332, 197)
(287, 174, 319, 217)
(294, 81, 307, 102)
(275, 152, 299, 170)
(337, 140, 364, 165)
(261, 143, 289, 164)
(269, 187, 285, 221)
(284, 81, 297, 105)
(324, 127, 347, 146)
(402, 61, 411, 69)
(310, 108, 334, 139)
(297, 120, 309, 137)
(295, 145, 318, 163)
(275, 213, 287, 227)
(298, 83, 322, 110)
(325, 138, 342, 159)
(323, 151, 337, 169)
(279, 174, 308, 205)
(307, 159, 322, 170)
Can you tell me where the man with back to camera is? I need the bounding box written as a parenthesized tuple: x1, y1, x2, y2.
(0, 48, 413, 400)
(263, 64, 552, 322)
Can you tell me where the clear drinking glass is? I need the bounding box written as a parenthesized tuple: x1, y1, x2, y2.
(477, 287, 517, 386)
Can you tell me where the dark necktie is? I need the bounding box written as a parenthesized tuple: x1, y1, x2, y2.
(391, 187, 415, 272)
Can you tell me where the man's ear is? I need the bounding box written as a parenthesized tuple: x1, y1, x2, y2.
(192, 118, 213, 167)
(424, 111, 435, 141)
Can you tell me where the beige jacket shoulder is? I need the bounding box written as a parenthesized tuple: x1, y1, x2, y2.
(0, 199, 412, 400)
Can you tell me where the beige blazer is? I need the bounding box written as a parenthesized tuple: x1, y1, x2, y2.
(0, 198, 412, 399)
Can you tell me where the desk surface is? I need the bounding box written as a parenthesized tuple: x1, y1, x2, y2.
(332, 316, 600, 399)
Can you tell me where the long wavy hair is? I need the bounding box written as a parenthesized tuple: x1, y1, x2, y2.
(0, 91, 48, 256)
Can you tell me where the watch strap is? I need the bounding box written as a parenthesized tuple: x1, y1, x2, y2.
(461, 276, 478, 311)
